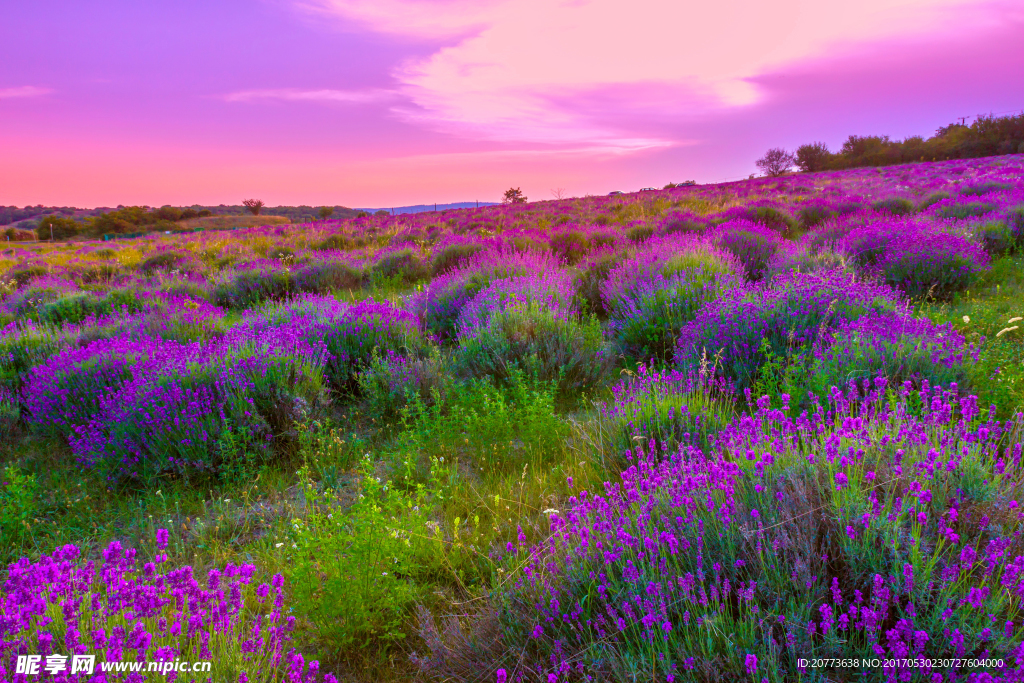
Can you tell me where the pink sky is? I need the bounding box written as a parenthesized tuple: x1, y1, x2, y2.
(1, 0, 1021, 208)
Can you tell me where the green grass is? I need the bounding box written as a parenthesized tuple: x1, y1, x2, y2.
(1, 255, 1022, 681)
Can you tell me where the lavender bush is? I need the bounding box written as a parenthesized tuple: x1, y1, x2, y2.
(0, 534, 335, 683)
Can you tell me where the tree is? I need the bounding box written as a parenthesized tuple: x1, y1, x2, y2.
(795, 142, 832, 172)
(550, 187, 567, 200)
(318, 206, 334, 220)
(36, 215, 80, 241)
(503, 187, 527, 204)
(755, 148, 795, 177)
(242, 199, 265, 216)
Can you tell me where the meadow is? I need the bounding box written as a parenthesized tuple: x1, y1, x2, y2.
(1, 155, 1023, 682)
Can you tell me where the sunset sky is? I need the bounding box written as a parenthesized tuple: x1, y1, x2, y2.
(2, 0, 1021, 208)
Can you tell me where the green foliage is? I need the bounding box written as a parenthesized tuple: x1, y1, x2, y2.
(935, 202, 998, 221)
(612, 251, 737, 361)
(35, 215, 80, 241)
(606, 378, 733, 457)
(571, 250, 625, 319)
(978, 220, 1016, 256)
(0, 466, 39, 546)
(918, 191, 950, 211)
(395, 373, 571, 476)
(356, 348, 454, 422)
(371, 249, 429, 285)
(316, 234, 355, 251)
(746, 206, 798, 237)
(454, 303, 609, 397)
(430, 242, 484, 276)
(625, 224, 654, 244)
(871, 196, 915, 216)
(794, 141, 832, 172)
(287, 457, 442, 652)
(548, 231, 589, 265)
(213, 269, 294, 309)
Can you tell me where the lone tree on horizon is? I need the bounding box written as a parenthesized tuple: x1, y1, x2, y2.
(755, 148, 796, 177)
(318, 206, 334, 220)
(242, 198, 265, 216)
(502, 187, 527, 204)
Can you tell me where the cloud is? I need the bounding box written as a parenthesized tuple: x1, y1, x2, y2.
(0, 86, 52, 99)
(300, 0, 1000, 149)
(223, 88, 395, 104)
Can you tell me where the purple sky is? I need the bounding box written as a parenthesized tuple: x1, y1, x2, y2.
(1, 0, 1021, 207)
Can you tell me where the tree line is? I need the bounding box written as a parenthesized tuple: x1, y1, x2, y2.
(756, 112, 1024, 176)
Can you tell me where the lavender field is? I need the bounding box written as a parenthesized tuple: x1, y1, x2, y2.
(2, 156, 1024, 682)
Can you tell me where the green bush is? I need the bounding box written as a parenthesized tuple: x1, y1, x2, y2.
(625, 224, 654, 244)
(572, 251, 626, 319)
(548, 232, 589, 265)
(455, 303, 609, 397)
(316, 234, 355, 251)
(603, 371, 733, 457)
(371, 249, 429, 285)
(430, 243, 484, 276)
(287, 457, 447, 652)
(139, 251, 185, 274)
(747, 206, 799, 237)
(356, 347, 454, 421)
(292, 261, 363, 295)
(918, 191, 950, 211)
(978, 220, 1016, 256)
(213, 269, 294, 308)
(936, 202, 998, 221)
(871, 197, 915, 216)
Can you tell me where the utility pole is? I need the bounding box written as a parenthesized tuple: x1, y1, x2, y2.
(50, 221, 53, 241)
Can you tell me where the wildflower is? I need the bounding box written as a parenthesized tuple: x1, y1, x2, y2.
(745, 654, 758, 675)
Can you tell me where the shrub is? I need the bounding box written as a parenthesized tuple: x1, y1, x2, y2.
(0, 277, 79, 320)
(657, 210, 705, 236)
(139, 251, 185, 274)
(484, 383, 1024, 680)
(714, 220, 783, 281)
(0, 538, 335, 682)
(675, 270, 901, 389)
(371, 248, 429, 285)
(410, 249, 558, 341)
(548, 231, 590, 265)
(602, 364, 733, 457)
(454, 303, 609, 396)
(806, 311, 977, 396)
(571, 249, 626, 319)
(843, 222, 991, 300)
(1007, 205, 1024, 244)
(935, 201, 999, 221)
(918, 190, 950, 211)
(871, 196, 915, 216)
(979, 220, 1016, 256)
(765, 243, 848, 280)
(430, 241, 485, 275)
(65, 327, 327, 482)
(4, 265, 48, 287)
(292, 259, 363, 294)
(356, 347, 454, 421)
(457, 271, 574, 335)
(316, 233, 355, 251)
(213, 265, 294, 309)
(744, 205, 799, 237)
(625, 224, 654, 244)
(604, 245, 740, 361)
(958, 181, 1012, 196)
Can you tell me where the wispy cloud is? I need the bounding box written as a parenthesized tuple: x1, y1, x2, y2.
(0, 86, 53, 99)
(299, 0, 995, 150)
(223, 88, 395, 104)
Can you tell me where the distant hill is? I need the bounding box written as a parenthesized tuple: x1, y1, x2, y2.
(356, 202, 499, 215)
(0, 204, 361, 227)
